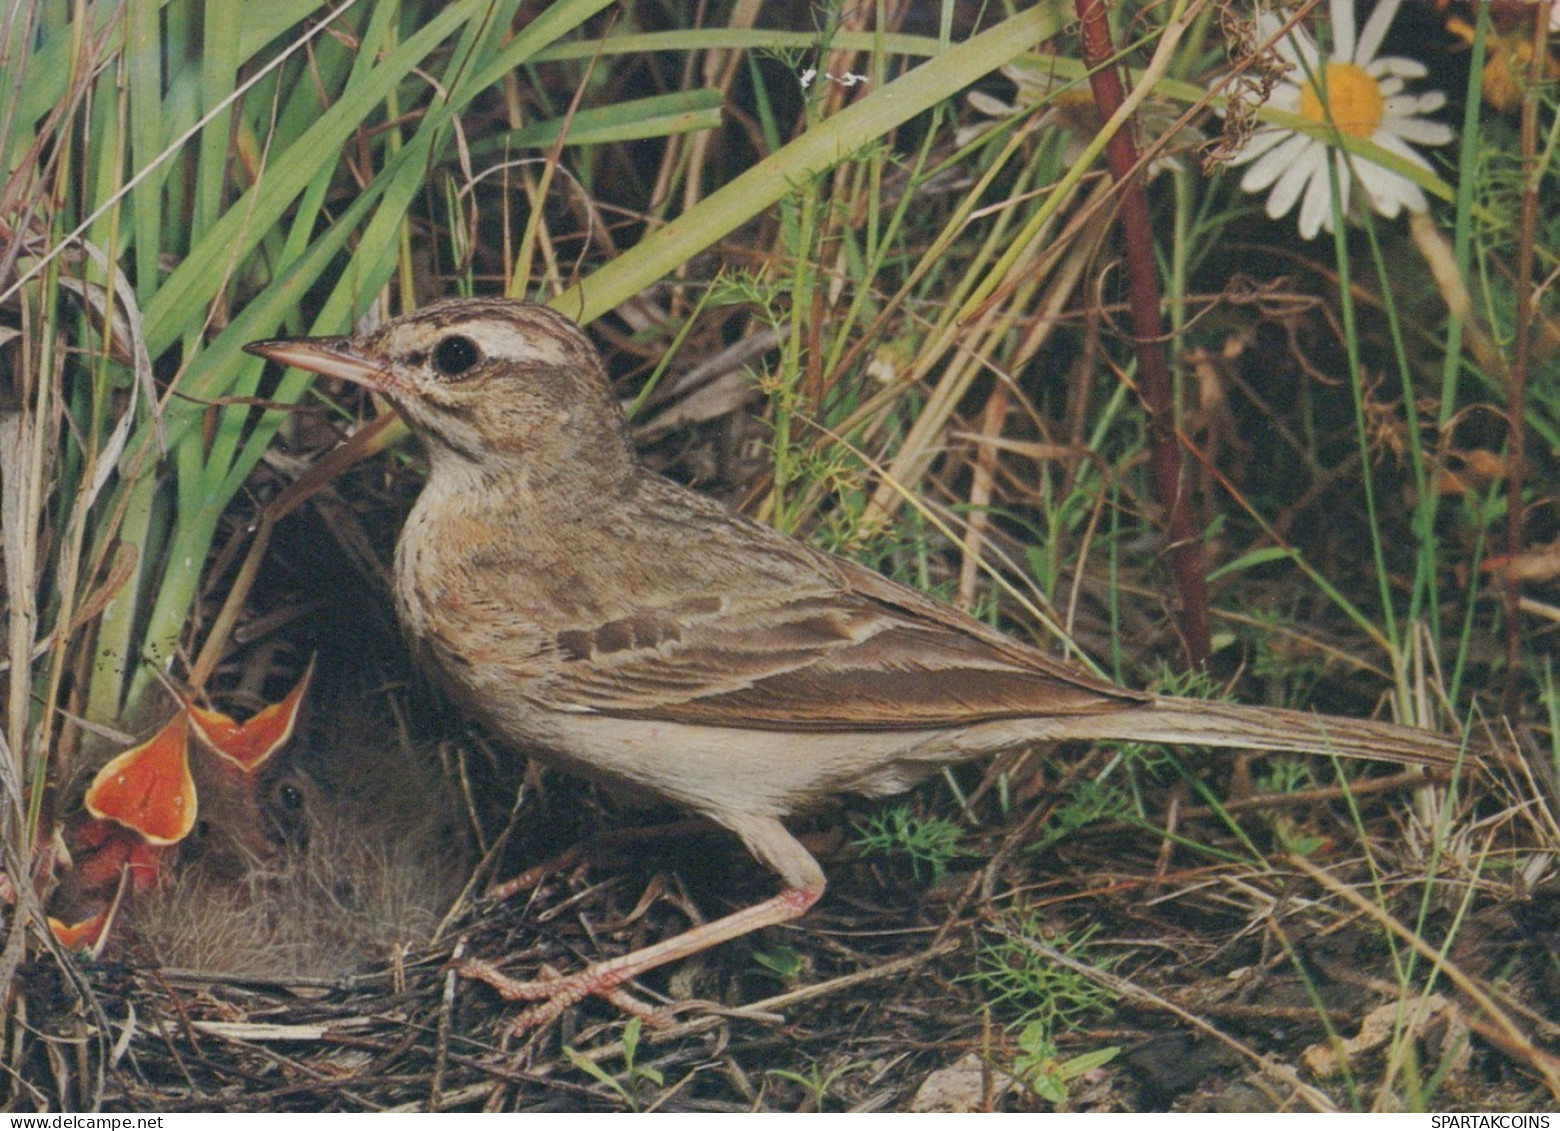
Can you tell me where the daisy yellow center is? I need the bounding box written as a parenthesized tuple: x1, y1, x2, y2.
(1299, 62, 1384, 139)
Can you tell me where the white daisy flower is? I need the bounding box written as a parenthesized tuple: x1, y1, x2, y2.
(962, 64, 1203, 178)
(1227, 0, 1453, 239)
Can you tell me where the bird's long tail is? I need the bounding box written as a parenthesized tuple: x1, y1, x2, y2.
(1049, 696, 1481, 770)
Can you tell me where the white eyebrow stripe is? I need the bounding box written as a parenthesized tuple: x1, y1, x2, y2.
(466, 320, 573, 366)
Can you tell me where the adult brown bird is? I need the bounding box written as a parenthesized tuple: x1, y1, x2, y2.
(246, 298, 1479, 1031)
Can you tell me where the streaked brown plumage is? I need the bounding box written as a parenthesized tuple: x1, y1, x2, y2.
(246, 298, 1482, 1030)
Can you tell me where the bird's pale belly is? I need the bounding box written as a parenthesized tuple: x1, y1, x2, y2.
(450, 677, 1053, 821)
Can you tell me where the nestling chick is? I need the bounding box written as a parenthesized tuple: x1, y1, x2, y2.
(132, 709, 471, 980)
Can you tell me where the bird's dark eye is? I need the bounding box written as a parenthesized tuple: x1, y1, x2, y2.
(432, 334, 480, 378)
(265, 779, 310, 848)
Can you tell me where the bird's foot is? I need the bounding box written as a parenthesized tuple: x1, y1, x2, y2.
(457, 957, 669, 1035)
(459, 880, 822, 1034)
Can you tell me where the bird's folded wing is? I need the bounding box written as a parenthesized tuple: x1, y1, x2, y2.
(538, 580, 1142, 732)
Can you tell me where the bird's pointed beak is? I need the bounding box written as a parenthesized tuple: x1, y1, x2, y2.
(245, 336, 413, 396)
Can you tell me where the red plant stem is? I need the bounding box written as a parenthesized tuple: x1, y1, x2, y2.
(1074, 0, 1210, 668)
(1504, 5, 1547, 712)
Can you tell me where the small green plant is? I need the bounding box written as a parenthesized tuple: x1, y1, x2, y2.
(1145, 664, 1230, 703)
(1009, 1021, 1120, 1105)
(966, 918, 1122, 1105)
(1252, 755, 1313, 796)
(767, 1058, 868, 1113)
(750, 944, 808, 983)
(1244, 612, 1328, 696)
(1271, 815, 1330, 858)
(1030, 779, 1133, 854)
(967, 918, 1117, 1031)
(563, 1017, 665, 1112)
(853, 804, 971, 881)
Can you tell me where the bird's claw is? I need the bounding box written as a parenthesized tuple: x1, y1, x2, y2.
(456, 957, 669, 1035)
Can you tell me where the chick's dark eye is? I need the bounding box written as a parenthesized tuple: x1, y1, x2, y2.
(432, 334, 480, 378)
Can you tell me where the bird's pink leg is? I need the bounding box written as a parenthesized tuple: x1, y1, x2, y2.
(459, 885, 820, 1032)
(459, 814, 824, 1033)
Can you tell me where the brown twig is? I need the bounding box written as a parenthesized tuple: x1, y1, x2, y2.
(1075, 0, 1210, 669)
(1502, 5, 1549, 713)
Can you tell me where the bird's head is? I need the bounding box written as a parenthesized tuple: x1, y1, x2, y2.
(246, 299, 634, 482)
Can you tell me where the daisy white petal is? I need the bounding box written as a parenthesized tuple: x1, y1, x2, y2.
(1385, 114, 1453, 146)
(1297, 155, 1340, 239)
(1256, 13, 1308, 69)
(1371, 130, 1436, 173)
(1293, 37, 1321, 72)
(1354, 0, 1400, 66)
(1267, 148, 1320, 219)
(1368, 58, 1428, 80)
(965, 91, 1017, 117)
(1356, 159, 1423, 217)
(1333, 0, 1359, 64)
(1227, 127, 1291, 167)
(1268, 83, 1302, 113)
(1241, 132, 1316, 191)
